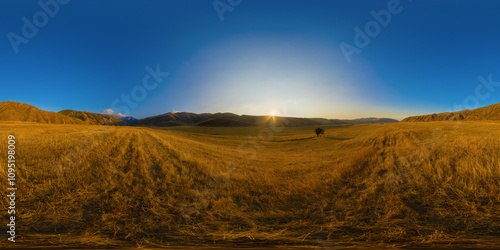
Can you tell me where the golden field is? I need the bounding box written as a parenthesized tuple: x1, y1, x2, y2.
(0, 121, 499, 248)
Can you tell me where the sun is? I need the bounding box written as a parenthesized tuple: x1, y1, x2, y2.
(270, 112, 275, 116)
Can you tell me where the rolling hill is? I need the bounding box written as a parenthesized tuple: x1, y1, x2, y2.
(0, 101, 139, 125)
(351, 117, 403, 124)
(402, 103, 500, 122)
(133, 112, 399, 127)
(119, 115, 139, 125)
(132, 112, 213, 126)
(59, 110, 128, 125)
(0, 101, 85, 124)
(195, 117, 254, 127)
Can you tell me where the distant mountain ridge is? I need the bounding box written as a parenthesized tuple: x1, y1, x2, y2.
(119, 116, 139, 125)
(401, 103, 500, 122)
(133, 111, 399, 127)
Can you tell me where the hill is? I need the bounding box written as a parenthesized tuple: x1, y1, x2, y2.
(59, 110, 127, 125)
(195, 117, 254, 127)
(0, 101, 85, 124)
(134, 112, 399, 127)
(401, 103, 500, 122)
(119, 116, 139, 125)
(133, 112, 213, 126)
(465, 103, 500, 121)
(350, 117, 401, 124)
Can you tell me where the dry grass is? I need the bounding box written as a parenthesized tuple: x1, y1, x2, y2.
(0, 121, 499, 247)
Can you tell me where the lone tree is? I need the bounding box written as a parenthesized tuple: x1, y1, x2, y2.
(315, 127, 325, 137)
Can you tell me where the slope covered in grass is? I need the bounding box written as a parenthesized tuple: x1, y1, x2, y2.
(59, 109, 127, 125)
(0, 101, 85, 124)
(402, 103, 500, 122)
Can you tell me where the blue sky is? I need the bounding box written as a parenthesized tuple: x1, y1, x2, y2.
(1, 0, 499, 119)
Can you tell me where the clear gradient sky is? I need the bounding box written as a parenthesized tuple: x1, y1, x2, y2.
(1, 0, 499, 120)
